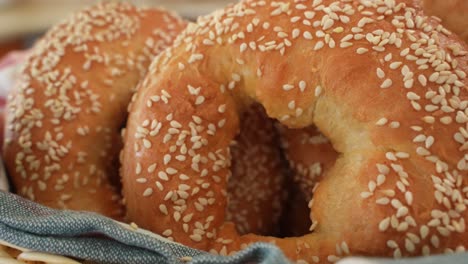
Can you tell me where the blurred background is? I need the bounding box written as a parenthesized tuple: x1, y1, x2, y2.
(0, 0, 234, 57)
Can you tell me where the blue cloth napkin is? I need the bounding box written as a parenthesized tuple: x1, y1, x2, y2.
(0, 191, 290, 264)
(2, 190, 468, 264)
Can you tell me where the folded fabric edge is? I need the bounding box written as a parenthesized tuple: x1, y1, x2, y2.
(0, 223, 179, 264)
(0, 191, 293, 264)
(0, 221, 292, 264)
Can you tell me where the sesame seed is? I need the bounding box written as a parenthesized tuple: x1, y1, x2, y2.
(356, 48, 369, 54)
(377, 164, 390, 174)
(174, 212, 181, 222)
(323, 19, 334, 31)
(416, 147, 430, 156)
(231, 73, 241, 82)
(195, 96, 205, 105)
(283, 84, 294, 91)
(382, 189, 395, 197)
(155, 181, 163, 191)
(396, 206, 409, 217)
(179, 174, 189, 181)
(183, 213, 194, 223)
(166, 167, 178, 175)
(163, 229, 172, 236)
(340, 42, 353, 48)
(377, 174, 386, 185)
(292, 28, 300, 39)
(376, 197, 390, 205)
(299, 81, 307, 92)
(333, 27, 344, 33)
(314, 41, 324, 50)
(188, 53, 204, 64)
(158, 171, 169, 181)
(148, 163, 157, 173)
(164, 154, 172, 165)
(387, 240, 398, 248)
(312, 0, 322, 7)
(390, 62, 402, 69)
(315, 85, 322, 96)
(136, 178, 147, 183)
(190, 234, 202, 242)
(302, 10, 315, 19)
(303, 31, 313, 40)
(389, 121, 400, 128)
(376, 68, 385, 79)
(391, 199, 403, 209)
(440, 116, 452, 124)
(396, 152, 409, 159)
(406, 92, 420, 100)
(425, 136, 434, 148)
(143, 139, 152, 149)
(376, 118, 388, 126)
(405, 239, 415, 252)
(368, 181, 377, 192)
(386, 152, 397, 161)
(143, 188, 153, 197)
(218, 104, 226, 113)
(135, 163, 142, 175)
(159, 204, 168, 215)
(431, 235, 440, 248)
(380, 79, 392, 89)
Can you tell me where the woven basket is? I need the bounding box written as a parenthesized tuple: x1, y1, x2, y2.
(0, 240, 83, 264)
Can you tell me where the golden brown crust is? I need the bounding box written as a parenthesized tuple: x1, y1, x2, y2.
(3, 2, 186, 219)
(423, 0, 468, 43)
(123, 0, 468, 262)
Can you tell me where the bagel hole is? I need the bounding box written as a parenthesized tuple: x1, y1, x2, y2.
(278, 174, 313, 237)
(277, 125, 339, 237)
(226, 104, 287, 237)
(107, 120, 129, 191)
(225, 105, 339, 238)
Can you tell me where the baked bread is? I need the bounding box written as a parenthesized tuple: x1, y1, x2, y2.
(3, 2, 186, 219)
(122, 0, 468, 262)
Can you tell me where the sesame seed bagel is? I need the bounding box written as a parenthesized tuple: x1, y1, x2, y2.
(226, 105, 286, 236)
(3, 2, 186, 219)
(123, 0, 468, 262)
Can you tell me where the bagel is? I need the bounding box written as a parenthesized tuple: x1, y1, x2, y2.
(123, 0, 468, 261)
(3, 2, 186, 219)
